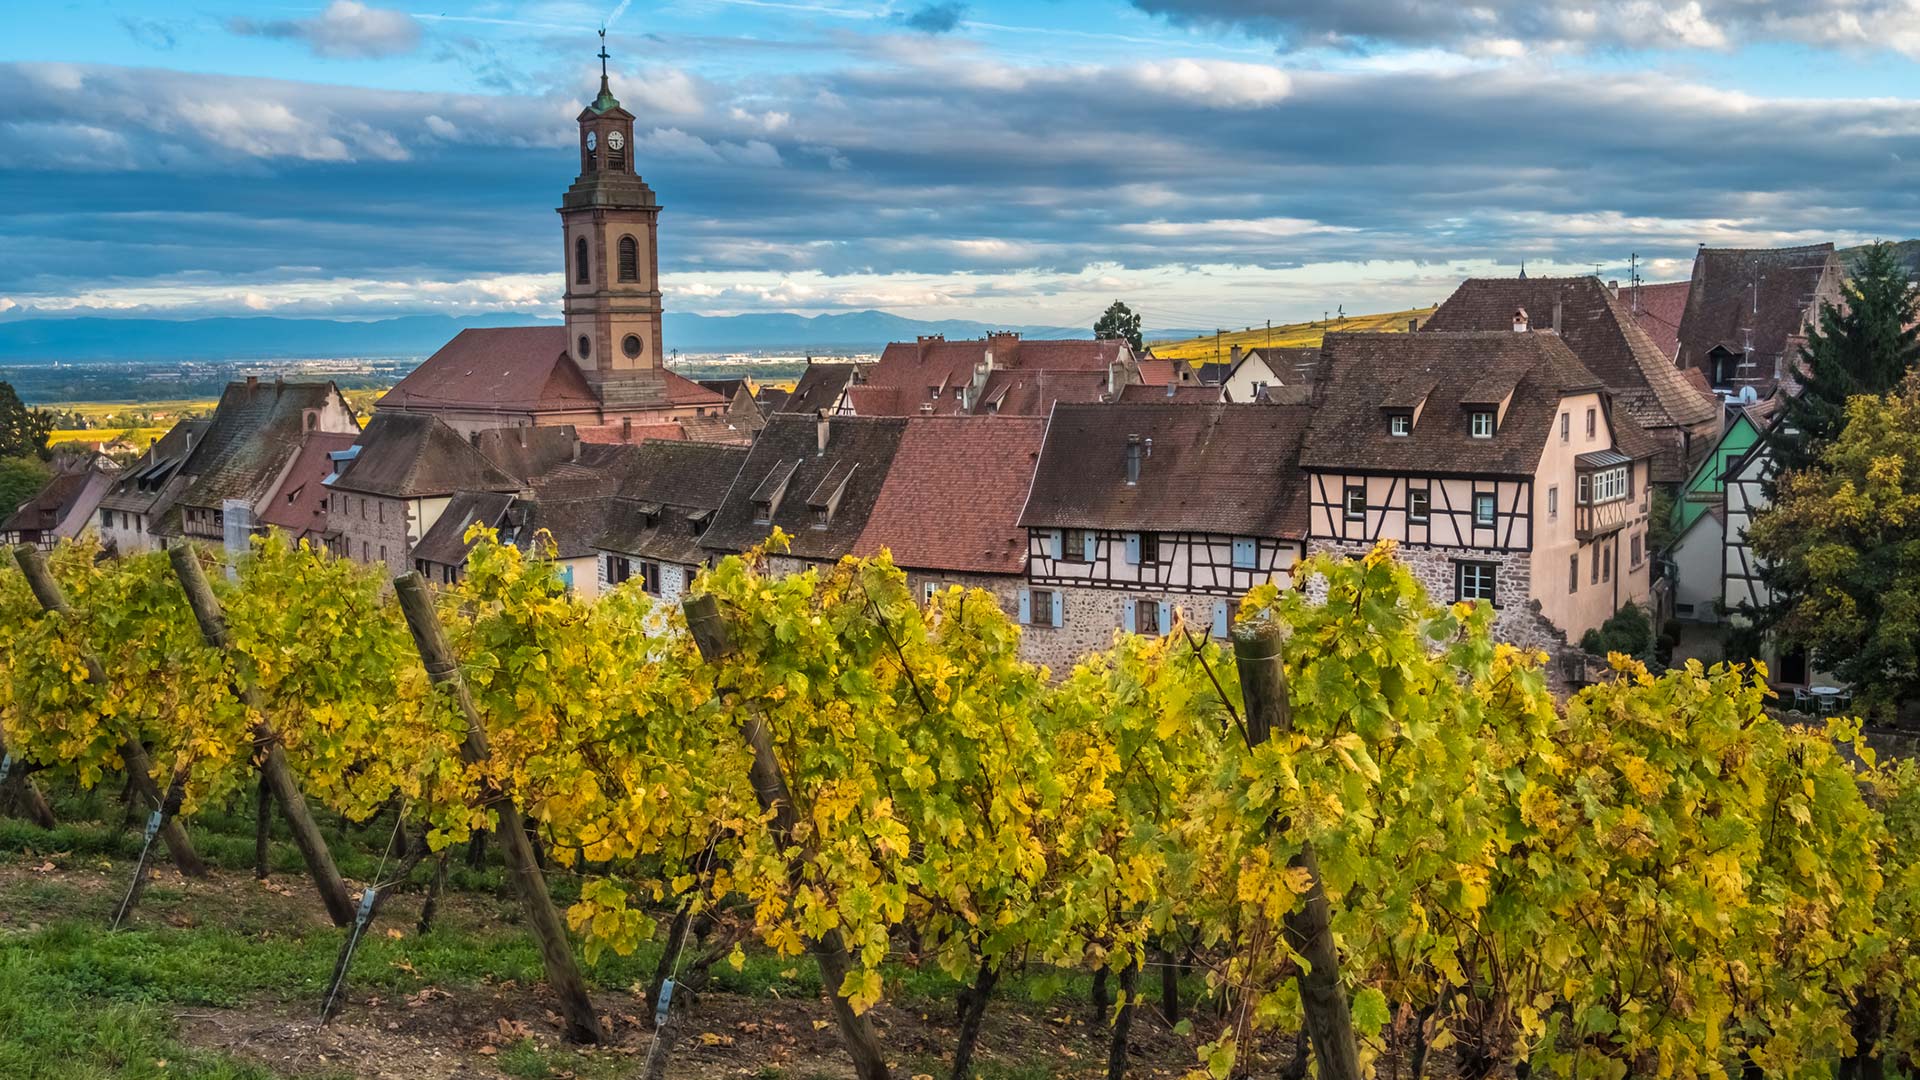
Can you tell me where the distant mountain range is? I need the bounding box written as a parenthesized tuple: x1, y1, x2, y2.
(0, 310, 1201, 363)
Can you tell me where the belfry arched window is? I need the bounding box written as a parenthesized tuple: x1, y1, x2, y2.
(574, 236, 590, 285)
(618, 236, 638, 282)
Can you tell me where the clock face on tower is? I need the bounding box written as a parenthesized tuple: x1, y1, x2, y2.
(585, 132, 597, 151)
(608, 131, 625, 150)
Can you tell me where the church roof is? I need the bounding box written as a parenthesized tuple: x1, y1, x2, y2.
(378, 327, 600, 414)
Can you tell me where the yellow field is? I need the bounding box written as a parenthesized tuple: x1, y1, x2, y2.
(48, 428, 173, 449)
(47, 399, 218, 421)
(1147, 306, 1436, 363)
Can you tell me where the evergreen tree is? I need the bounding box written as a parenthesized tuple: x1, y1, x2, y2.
(1772, 242, 1920, 476)
(1093, 300, 1143, 352)
(0, 382, 52, 461)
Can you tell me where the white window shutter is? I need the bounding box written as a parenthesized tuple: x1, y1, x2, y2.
(1212, 599, 1229, 639)
(1082, 531, 1097, 562)
(1123, 597, 1136, 629)
(1018, 587, 1031, 624)
(1050, 530, 1064, 560)
(1050, 590, 1064, 628)
(1125, 533, 1141, 564)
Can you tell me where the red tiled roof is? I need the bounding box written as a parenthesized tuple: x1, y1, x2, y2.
(257, 431, 357, 535)
(1622, 280, 1688, 362)
(1118, 383, 1222, 403)
(855, 416, 1045, 576)
(379, 327, 599, 412)
(857, 335, 1129, 417)
(1137, 359, 1177, 386)
(577, 421, 687, 444)
(664, 369, 729, 406)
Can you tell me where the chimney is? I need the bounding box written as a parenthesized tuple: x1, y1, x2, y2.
(1126, 434, 1142, 485)
(572, 434, 582, 462)
(919, 402, 934, 414)
(1608, 279, 1620, 296)
(816, 409, 831, 454)
(1165, 380, 1176, 398)
(1512, 308, 1529, 333)
(245, 374, 259, 392)
(1551, 299, 1563, 334)
(1230, 344, 1244, 365)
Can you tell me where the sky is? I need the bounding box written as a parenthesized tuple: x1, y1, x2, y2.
(2, 0, 1919, 332)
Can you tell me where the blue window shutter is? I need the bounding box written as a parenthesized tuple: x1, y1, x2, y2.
(1051, 591, 1064, 628)
(1232, 537, 1256, 569)
(1018, 587, 1031, 624)
(1212, 599, 1229, 639)
(559, 564, 575, 588)
(1123, 597, 1136, 629)
(1125, 533, 1141, 564)
(1050, 530, 1064, 560)
(1083, 531, 1098, 562)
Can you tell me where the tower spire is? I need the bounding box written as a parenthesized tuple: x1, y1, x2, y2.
(590, 28, 620, 113)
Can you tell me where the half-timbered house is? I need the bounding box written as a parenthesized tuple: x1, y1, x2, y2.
(1301, 332, 1660, 653)
(1018, 402, 1314, 655)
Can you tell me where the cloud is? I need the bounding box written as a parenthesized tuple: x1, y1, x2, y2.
(1127, 0, 1920, 56)
(230, 1, 422, 60)
(899, 2, 967, 34)
(119, 17, 180, 51)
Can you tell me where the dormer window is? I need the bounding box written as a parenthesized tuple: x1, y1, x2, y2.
(752, 499, 772, 523)
(812, 506, 830, 528)
(1470, 411, 1494, 438)
(1388, 413, 1411, 437)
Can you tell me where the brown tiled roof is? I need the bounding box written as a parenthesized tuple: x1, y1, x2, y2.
(472, 426, 582, 482)
(331, 412, 519, 498)
(1621, 280, 1688, 361)
(518, 498, 616, 560)
(676, 413, 756, 445)
(1424, 276, 1718, 431)
(853, 417, 1045, 575)
(379, 327, 599, 413)
(755, 386, 791, 412)
(857, 335, 1127, 416)
(1118, 383, 1222, 403)
(846, 367, 1111, 418)
(1137, 359, 1178, 386)
(702, 414, 907, 559)
(1, 470, 92, 536)
(411, 490, 516, 568)
(577, 421, 686, 444)
(257, 431, 357, 536)
(662, 369, 730, 407)
(97, 418, 210, 517)
(1241, 347, 1322, 385)
(177, 380, 357, 510)
(1020, 403, 1313, 537)
(1609, 410, 1663, 462)
(1302, 332, 1606, 477)
(596, 441, 750, 565)
(1676, 244, 1842, 393)
(779, 363, 868, 414)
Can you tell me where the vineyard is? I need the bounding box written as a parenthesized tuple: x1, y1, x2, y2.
(1145, 309, 1435, 364)
(0, 530, 1917, 1080)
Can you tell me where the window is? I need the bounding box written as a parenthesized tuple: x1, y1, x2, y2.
(575, 236, 590, 284)
(639, 560, 662, 595)
(1344, 485, 1366, 521)
(928, 385, 941, 400)
(1064, 529, 1091, 563)
(377, 501, 384, 524)
(1389, 413, 1411, 437)
(1591, 547, 1599, 585)
(1584, 466, 1628, 504)
(1139, 531, 1160, 566)
(1028, 588, 1054, 626)
(1547, 485, 1559, 520)
(1569, 553, 1578, 593)
(751, 499, 772, 523)
(1136, 599, 1161, 635)
(1407, 489, 1429, 524)
(812, 505, 830, 529)
(1232, 537, 1257, 569)
(379, 545, 387, 563)
(1586, 408, 1596, 438)
(1631, 533, 1643, 567)
(1474, 493, 1496, 526)
(1470, 411, 1494, 438)
(1560, 412, 1569, 441)
(361, 541, 369, 561)
(578, 334, 592, 360)
(359, 498, 366, 521)
(1455, 561, 1497, 604)
(618, 235, 638, 282)
(1577, 473, 1590, 505)
(1603, 544, 1612, 583)
(607, 555, 633, 585)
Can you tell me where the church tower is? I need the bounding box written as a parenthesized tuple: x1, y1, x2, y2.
(560, 35, 663, 385)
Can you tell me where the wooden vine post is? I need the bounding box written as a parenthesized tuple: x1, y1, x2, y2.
(11, 544, 207, 878)
(1233, 620, 1361, 1080)
(393, 572, 605, 1044)
(0, 731, 57, 829)
(682, 592, 895, 1080)
(168, 544, 357, 927)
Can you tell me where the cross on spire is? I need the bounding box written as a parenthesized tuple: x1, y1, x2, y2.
(597, 27, 610, 92)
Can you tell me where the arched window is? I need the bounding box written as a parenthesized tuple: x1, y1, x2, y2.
(578, 334, 592, 360)
(574, 236, 589, 285)
(618, 236, 638, 282)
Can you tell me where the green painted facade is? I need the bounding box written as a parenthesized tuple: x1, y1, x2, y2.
(1673, 409, 1760, 534)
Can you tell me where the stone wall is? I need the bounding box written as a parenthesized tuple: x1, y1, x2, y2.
(1307, 539, 1572, 661)
(334, 491, 415, 578)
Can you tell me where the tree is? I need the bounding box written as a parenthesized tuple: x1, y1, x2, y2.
(0, 382, 52, 460)
(1773, 242, 1920, 477)
(0, 456, 50, 517)
(1094, 300, 1143, 353)
(1749, 376, 1920, 717)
